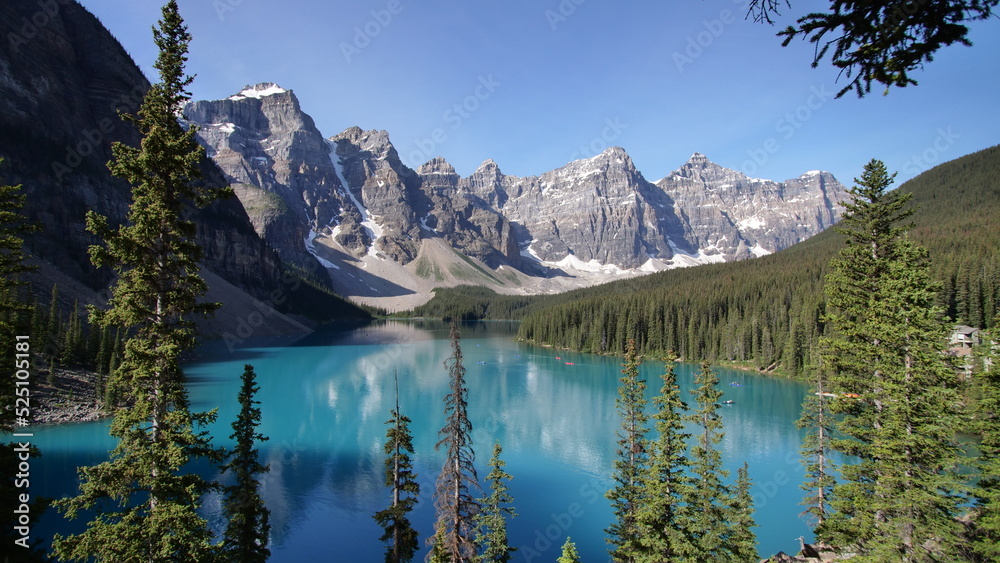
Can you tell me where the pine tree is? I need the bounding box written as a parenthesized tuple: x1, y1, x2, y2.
(728, 463, 758, 562)
(557, 537, 582, 563)
(821, 159, 964, 560)
(0, 159, 47, 561)
(47, 283, 60, 360)
(431, 321, 480, 562)
(221, 365, 270, 562)
(972, 328, 1000, 560)
(634, 353, 695, 561)
(374, 371, 420, 563)
(683, 361, 732, 561)
(60, 299, 82, 367)
(0, 157, 34, 429)
(427, 522, 451, 563)
(605, 339, 648, 563)
(52, 2, 227, 560)
(474, 442, 517, 562)
(797, 364, 835, 533)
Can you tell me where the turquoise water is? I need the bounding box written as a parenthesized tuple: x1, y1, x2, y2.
(28, 320, 814, 561)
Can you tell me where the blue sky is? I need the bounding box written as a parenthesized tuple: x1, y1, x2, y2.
(78, 0, 998, 186)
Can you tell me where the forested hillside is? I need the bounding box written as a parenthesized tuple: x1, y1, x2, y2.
(415, 146, 999, 378)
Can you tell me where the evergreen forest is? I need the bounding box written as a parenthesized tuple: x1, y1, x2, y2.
(412, 145, 1000, 379)
(1, 1, 998, 561)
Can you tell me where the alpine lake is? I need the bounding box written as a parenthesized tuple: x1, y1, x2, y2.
(28, 320, 815, 561)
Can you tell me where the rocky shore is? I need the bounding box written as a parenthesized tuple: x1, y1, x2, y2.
(32, 367, 107, 425)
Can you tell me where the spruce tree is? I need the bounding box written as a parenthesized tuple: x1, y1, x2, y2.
(0, 157, 34, 429)
(52, 2, 227, 560)
(728, 463, 758, 562)
(221, 365, 270, 562)
(47, 283, 60, 360)
(374, 371, 420, 563)
(972, 328, 1000, 560)
(605, 339, 648, 563)
(431, 321, 480, 562)
(797, 364, 835, 532)
(0, 159, 47, 561)
(634, 353, 695, 561)
(427, 522, 451, 563)
(821, 159, 964, 560)
(557, 537, 582, 563)
(474, 442, 517, 563)
(683, 361, 732, 561)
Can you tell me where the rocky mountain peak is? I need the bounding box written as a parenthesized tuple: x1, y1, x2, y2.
(228, 82, 290, 100)
(332, 127, 399, 162)
(687, 151, 709, 165)
(668, 152, 731, 181)
(417, 157, 457, 176)
(477, 158, 500, 171)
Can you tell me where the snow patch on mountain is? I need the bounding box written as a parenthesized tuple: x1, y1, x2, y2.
(229, 83, 288, 100)
(327, 141, 384, 257)
(304, 231, 340, 269)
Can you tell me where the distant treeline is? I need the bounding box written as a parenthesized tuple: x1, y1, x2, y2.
(408, 145, 1000, 378)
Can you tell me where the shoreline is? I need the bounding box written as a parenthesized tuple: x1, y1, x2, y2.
(32, 367, 108, 426)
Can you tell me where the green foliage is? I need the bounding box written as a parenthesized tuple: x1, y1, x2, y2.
(515, 145, 1000, 380)
(970, 327, 1000, 560)
(474, 442, 517, 563)
(0, 159, 48, 561)
(747, 1, 998, 97)
(0, 156, 35, 431)
(51, 3, 226, 561)
(796, 367, 835, 531)
(432, 321, 481, 562)
(221, 365, 270, 562)
(729, 463, 759, 562)
(683, 362, 733, 560)
(407, 285, 539, 321)
(557, 537, 582, 563)
(427, 522, 451, 563)
(774, 0, 997, 98)
(634, 353, 696, 562)
(820, 159, 965, 560)
(374, 372, 420, 563)
(605, 340, 648, 562)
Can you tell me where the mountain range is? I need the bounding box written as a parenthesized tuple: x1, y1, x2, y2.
(0, 1, 848, 322)
(185, 82, 849, 311)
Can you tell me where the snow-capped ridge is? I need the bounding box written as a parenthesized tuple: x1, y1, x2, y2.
(229, 82, 289, 100)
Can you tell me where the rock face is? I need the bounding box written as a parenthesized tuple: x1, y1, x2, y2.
(185, 83, 344, 273)
(186, 83, 849, 294)
(657, 153, 846, 262)
(329, 126, 423, 263)
(463, 148, 682, 269)
(448, 148, 847, 270)
(0, 3, 356, 324)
